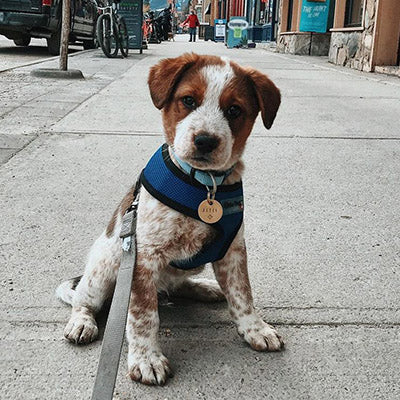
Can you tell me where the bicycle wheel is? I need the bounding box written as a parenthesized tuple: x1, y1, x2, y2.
(119, 17, 129, 57)
(96, 14, 119, 58)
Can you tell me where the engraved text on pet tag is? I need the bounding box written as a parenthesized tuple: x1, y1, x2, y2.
(198, 197, 223, 224)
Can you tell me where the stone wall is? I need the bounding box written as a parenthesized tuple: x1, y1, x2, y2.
(277, 33, 311, 55)
(328, 0, 377, 71)
(277, 33, 331, 56)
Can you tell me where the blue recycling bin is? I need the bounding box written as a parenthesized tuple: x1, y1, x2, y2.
(227, 17, 248, 48)
(248, 26, 263, 42)
(252, 26, 263, 42)
(262, 23, 272, 42)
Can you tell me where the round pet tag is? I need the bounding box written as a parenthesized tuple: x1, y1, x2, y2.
(198, 199, 223, 224)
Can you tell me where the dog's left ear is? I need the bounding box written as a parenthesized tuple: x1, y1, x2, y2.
(245, 68, 281, 129)
(148, 53, 200, 109)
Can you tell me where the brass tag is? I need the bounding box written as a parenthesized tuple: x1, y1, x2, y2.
(198, 199, 223, 224)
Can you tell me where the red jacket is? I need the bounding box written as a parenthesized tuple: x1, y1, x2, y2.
(184, 14, 200, 28)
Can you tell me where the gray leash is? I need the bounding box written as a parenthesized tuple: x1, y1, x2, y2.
(91, 183, 141, 400)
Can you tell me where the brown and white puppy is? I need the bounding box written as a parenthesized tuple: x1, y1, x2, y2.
(56, 53, 282, 385)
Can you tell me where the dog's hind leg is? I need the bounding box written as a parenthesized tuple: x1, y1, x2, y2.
(60, 228, 122, 344)
(158, 266, 225, 303)
(58, 188, 135, 344)
(170, 277, 226, 302)
(55, 275, 83, 305)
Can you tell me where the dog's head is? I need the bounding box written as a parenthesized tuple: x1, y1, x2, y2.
(148, 53, 280, 171)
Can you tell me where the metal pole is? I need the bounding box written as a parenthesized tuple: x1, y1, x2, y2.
(59, 0, 71, 71)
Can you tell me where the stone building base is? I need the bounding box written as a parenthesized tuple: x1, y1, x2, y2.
(277, 32, 331, 56)
(328, 31, 373, 72)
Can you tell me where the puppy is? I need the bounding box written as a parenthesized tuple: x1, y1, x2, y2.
(56, 53, 283, 385)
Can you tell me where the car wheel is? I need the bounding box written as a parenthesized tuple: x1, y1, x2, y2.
(47, 28, 61, 55)
(14, 36, 31, 47)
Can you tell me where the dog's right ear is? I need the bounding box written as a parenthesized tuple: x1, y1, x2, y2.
(148, 53, 199, 109)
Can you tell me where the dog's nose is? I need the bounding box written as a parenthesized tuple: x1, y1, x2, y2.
(194, 134, 219, 154)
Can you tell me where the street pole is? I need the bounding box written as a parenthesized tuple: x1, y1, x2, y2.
(31, 0, 83, 79)
(59, 0, 71, 71)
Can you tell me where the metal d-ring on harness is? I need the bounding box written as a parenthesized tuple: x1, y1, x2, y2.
(91, 180, 141, 400)
(205, 171, 217, 203)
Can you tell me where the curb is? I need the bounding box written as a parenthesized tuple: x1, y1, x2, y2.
(30, 68, 85, 79)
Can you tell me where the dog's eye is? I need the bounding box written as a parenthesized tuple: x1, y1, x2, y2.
(182, 96, 196, 109)
(227, 105, 242, 118)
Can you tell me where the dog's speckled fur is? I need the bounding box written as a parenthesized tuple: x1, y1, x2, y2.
(56, 53, 283, 386)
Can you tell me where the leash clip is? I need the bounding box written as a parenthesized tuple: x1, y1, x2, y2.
(120, 191, 140, 251)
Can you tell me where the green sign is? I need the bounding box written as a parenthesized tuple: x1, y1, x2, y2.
(299, 0, 332, 33)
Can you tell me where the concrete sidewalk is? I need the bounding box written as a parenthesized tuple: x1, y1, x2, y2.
(1, 36, 400, 399)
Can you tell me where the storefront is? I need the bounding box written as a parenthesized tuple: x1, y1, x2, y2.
(247, 0, 279, 41)
(277, 0, 335, 55)
(277, 0, 400, 73)
(329, 0, 400, 72)
(202, 0, 236, 25)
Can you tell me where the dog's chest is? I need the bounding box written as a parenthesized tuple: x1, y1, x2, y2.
(136, 188, 215, 263)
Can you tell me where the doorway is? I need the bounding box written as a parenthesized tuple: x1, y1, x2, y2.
(372, 0, 400, 68)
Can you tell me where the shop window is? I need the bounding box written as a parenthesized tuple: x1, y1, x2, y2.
(397, 34, 400, 65)
(287, 0, 294, 30)
(344, 0, 364, 27)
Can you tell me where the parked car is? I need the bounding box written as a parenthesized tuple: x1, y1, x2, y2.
(0, 0, 103, 55)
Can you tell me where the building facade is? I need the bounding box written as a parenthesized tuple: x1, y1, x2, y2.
(276, 0, 400, 73)
(201, 0, 246, 24)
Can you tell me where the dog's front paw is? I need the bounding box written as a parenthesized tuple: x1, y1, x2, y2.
(64, 314, 98, 344)
(128, 351, 173, 385)
(239, 319, 284, 352)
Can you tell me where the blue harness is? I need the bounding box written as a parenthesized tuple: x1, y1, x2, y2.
(140, 144, 244, 270)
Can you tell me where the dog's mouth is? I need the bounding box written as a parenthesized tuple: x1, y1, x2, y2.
(181, 149, 232, 172)
(187, 154, 217, 170)
(191, 155, 210, 163)
(172, 143, 232, 172)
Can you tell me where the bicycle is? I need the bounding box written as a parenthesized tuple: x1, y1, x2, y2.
(96, 0, 129, 58)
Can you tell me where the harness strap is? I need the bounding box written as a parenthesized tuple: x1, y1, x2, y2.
(91, 179, 141, 400)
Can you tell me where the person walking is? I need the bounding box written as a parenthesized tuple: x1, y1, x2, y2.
(183, 10, 200, 42)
